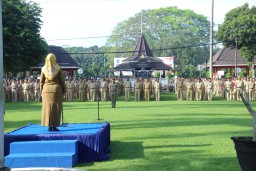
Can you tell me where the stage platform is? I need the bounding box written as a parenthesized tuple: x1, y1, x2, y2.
(4, 122, 111, 163)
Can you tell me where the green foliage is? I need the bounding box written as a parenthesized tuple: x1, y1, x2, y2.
(64, 46, 109, 78)
(2, 0, 48, 74)
(166, 72, 171, 79)
(180, 64, 200, 78)
(216, 3, 256, 62)
(106, 7, 210, 70)
(153, 71, 160, 78)
(239, 68, 247, 77)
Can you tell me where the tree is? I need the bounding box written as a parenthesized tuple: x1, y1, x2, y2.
(106, 7, 210, 71)
(3, 0, 48, 75)
(216, 3, 256, 76)
(64, 46, 109, 78)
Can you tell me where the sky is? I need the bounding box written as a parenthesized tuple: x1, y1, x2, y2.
(29, 0, 255, 47)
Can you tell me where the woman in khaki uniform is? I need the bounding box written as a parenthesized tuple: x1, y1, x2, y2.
(40, 53, 66, 132)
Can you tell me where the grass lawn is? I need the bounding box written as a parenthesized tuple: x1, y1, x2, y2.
(4, 92, 253, 171)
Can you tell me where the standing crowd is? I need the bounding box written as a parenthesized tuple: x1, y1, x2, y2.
(5, 75, 255, 103)
(174, 76, 255, 101)
(3, 76, 164, 103)
(4, 78, 41, 103)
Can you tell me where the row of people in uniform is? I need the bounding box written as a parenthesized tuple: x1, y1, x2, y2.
(174, 76, 255, 101)
(65, 77, 163, 102)
(4, 78, 41, 103)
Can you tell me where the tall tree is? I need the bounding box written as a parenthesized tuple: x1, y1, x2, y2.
(64, 46, 109, 78)
(106, 7, 210, 73)
(216, 3, 256, 74)
(3, 0, 48, 75)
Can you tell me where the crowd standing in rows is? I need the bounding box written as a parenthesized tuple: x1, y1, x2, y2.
(4, 75, 255, 103)
(3, 76, 163, 103)
(174, 76, 255, 101)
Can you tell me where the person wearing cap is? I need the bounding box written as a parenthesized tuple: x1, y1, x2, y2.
(235, 76, 244, 101)
(195, 78, 203, 101)
(34, 79, 41, 102)
(40, 53, 67, 132)
(134, 78, 141, 101)
(11, 79, 18, 102)
(143, 78, 152, 101)
(124, 77, 131, 101)
(153, 78, 161, 101)
(100, 78, 108, 101)
(225, 77, 233, 101)
(109, 78, 117, 108)
(22, 78, 30, 102)
(66, 79, 73, 101)
(88, 78, 98, 101)
(186, 78, 194, 101)
(248, 78, 255, 101)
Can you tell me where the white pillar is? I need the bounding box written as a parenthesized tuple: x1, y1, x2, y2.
(0, 0, 5, 168)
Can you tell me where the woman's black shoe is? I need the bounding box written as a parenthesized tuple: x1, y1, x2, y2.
(52, 127, 59, 131)
(48, 127, 53, 132)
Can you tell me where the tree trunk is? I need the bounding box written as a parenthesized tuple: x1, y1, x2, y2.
(240, 92, 256, 141)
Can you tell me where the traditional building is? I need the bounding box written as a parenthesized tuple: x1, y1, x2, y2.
(114, 34, 171, 78)
(212, 47, 256, 77)
(32, 46, 80, 78)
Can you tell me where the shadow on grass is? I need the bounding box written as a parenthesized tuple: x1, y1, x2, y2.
(110, 117, 251, 130)
(4, 120, 40, 131)
(144, 143, 212, 149)
(77, 141, 144, 167)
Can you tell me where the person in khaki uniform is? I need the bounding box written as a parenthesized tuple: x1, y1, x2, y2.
(186, 79, 194, 101)
(195, 78, 203, 101)
(22, 78, 30, 102)
(5, 81, 11, 102)
(143, 78, 152, 101)
(88, 78, 98, 101)
(139, 77, 144, 100)
(11, 79, 18, 102)
(232, 77, 237, 101)
(117, 77, 123, 96)
(100, 78, 108, 101)
(225, 78, 233, 101)
(40, 53, 66, 132)
(124, 77, 131, 101)
(83, 78, 88, 101)
(34, 79, 41, 102)
(78, 79, 85, 102)
(206, 78, 213, 101)
(176, 77, 183, 101)
(153, 78, 161, 101)
(66, 79, 73, 101)
(109, 78, 117, 108)
(29, 79, 34, 101)
(248, 78, 255, 101)
(17, 79, 23, 102)
(134, 78, 141, 101)
(235, 76, 244, 101)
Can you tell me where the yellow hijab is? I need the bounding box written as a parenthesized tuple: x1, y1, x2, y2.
(41, 53, 61, 80)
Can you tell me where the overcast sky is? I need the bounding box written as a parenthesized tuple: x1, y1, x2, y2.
(29, 0, 255, 47)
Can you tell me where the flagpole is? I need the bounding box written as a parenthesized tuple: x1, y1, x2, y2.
(209, 0, 214, 79)
(0, 0, 5, 169)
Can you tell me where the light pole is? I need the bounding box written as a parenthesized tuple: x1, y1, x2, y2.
(209, 0, 214, 79)
(0, 0, 6, 169)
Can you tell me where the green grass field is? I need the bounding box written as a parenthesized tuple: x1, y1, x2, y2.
(4, 92, 252, 171)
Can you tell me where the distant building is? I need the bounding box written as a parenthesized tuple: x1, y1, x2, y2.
(210, 47, 256, 77)
(32, 46, 81, 78)
(114, 34, 172, 78)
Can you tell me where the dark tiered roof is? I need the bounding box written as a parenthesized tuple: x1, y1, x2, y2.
(213, 47, 256, 67)
(32, 46, 80, 69)
(115, 34, 171, 70)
